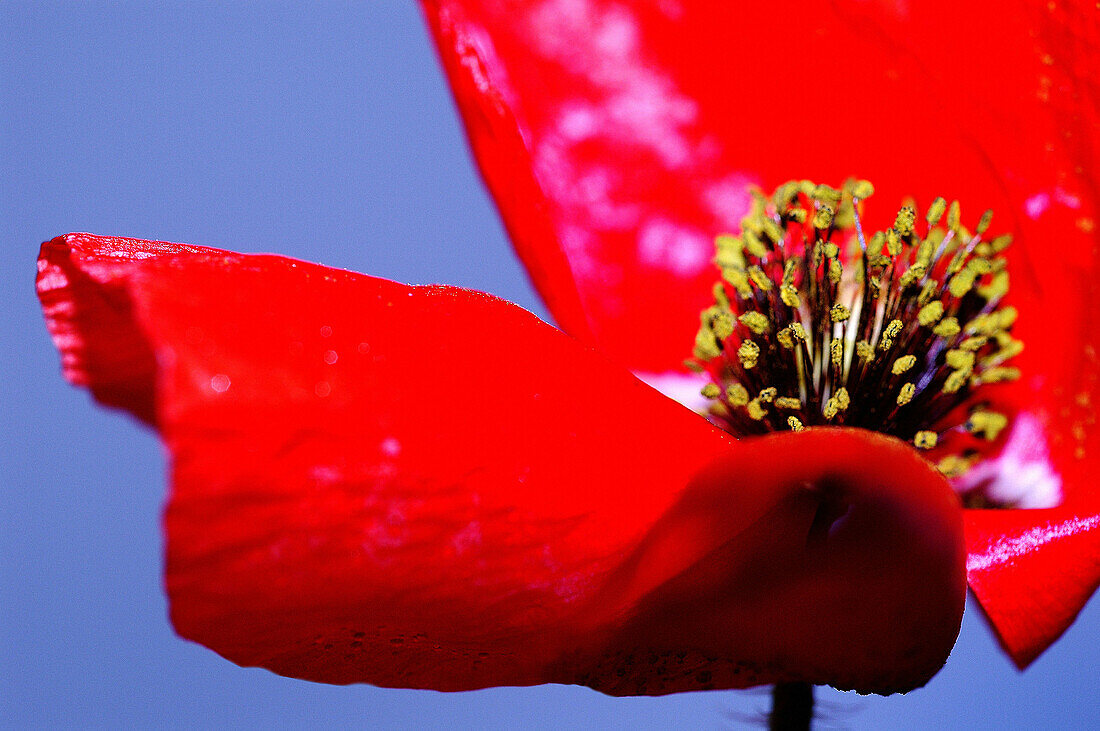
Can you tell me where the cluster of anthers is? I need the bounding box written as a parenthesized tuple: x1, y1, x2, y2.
(688, 180, 1023, 481)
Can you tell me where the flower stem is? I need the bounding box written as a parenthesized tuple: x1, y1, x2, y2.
(769, 682, 814, 731)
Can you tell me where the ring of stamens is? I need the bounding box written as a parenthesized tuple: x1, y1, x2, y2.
(688, 179, 1022, 480)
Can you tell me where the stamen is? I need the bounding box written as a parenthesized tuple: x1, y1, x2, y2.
(690, 179, 1023, 488)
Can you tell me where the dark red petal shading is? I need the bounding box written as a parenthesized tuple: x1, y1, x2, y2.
(37, 234, 965, 694)
(420, 0, 1100, 665)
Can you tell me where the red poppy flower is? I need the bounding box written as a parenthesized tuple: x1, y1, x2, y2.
(35, 0, 1096, 701)
(418, 0, 1100, 671)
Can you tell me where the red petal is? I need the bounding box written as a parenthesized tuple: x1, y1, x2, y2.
(38, 234, 965, 694)
(421, 0, 1100, 663)
(420, 0, 1097, 371)
(966, 504, 1100, 669)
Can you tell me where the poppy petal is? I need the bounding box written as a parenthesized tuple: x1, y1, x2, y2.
(420, 0, 1097, 372)
(421, 0, 1100, 664)
(965, 503, 1100, 669)
(38, 233, 965, 694)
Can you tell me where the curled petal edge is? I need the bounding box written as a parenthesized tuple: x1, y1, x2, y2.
(37, 234, 966, 695)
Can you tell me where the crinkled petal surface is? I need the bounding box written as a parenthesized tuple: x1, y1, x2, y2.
(38, 233, 966, 695)
(420, 0, 1100, 666)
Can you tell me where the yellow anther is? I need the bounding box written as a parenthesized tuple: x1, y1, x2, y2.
(897, 382, 916, 405)
(773, 181, 801, 211)
(937, 454, 969, 478)
(915, 240, 936, 267)
(823, 242, 840, 259)
(748, 265, 773, 291)
(782, 258, 799, 284)
(943, 368, 970, 394)
(762, 217, 785, 243)
(812, 184, 842, 208)
(879, 337, 894, 351)
(884, 319, 904, 338)
(885, 229, 902, 256)
(823, 398, 840, 419)
(787, 416, 806, 432)
(984, 338, 1024, 365)
(776, 328, 794, 349)
(868, 276, 882, 298)
(899, 263, 927, 288)
(693, 327, 721, 360)
(967, 410, 1009, 440)
(947, 200, 961, 230)
(990, 233, 1013, 253)
(711, 310, 735, 340)
(926, 197, 947, 225)
(714, 234, 745, 269)
(786, 207, 807, 223)
(977, 366, 1021, 383)
(727, 383, 750, 406)
(746, 398, 767, 421)
(831, 338, 844, 365)
(811, 240, 824, 267)
(780, 284, 801, 308)
(976, 209, 994, 235)
(946, 349, 976, 371)
(959, 335, 988, 352)
(835, 387, 850, 410)
(830, 304, 851, 322)
(721, 267, 753, 298)
(892, 355, 917, 375)
(917, 279, 939, 307)
(714, 249, 745, 272)
(894, 206, 917, 236)
(850, 180, 874, 199)
(758, 387, 778, 403)
(712, 282, 731, 310)
(737, 340, 761, 369)
(946, 250, 968, 276)
(978, 270, 1009, 300)
(914, 431, 939, 450)
(918, 301, 945, 326)
(966, 312, 1000, 336)
(856, 340, 875, 362)
(828, 258, 842, 284)
(739, 311, 770, 334)
(714, 233, 739, 249)
(966, 258, 993, 276)
(926, 226, 948, 250)
(948, 270, 976, 298)
(996, 306, 1018, 329)
(934, 317, 961, 338)
(701, 383, 721, 399)
(789, 322, 807, 341)
(776, 397, 802, 410)
(683, 359, 705, 373)
(743, 230, 769, 258)
(813, 205, 835, 229)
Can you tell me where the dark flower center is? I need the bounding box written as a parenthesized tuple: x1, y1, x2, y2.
(689, 179, 1022, 481)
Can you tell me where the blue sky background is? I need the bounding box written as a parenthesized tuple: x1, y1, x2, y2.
(2, 3, 1097, 728)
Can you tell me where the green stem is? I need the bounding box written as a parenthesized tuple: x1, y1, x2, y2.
(769, 682, 814, 731)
